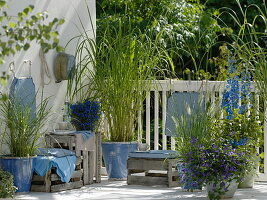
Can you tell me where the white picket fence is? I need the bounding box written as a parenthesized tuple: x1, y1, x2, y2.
(137, 80, 267, 181)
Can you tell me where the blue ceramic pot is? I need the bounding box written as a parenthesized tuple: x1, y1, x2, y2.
(177, 163, 202, 190)
(0, 156, 34, 193)
(102, 142, 138, 179)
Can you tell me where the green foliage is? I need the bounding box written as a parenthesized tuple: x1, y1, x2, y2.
(0, 97, 50, 157)
(69, 8, 170, 141)
(97, 0, 221, 79)
(213, 109, 263, 149)
(202, 0, 266, 34)
(0, 168, 17, 198)
(94, 25, 168, 142)
(173, 101, 217, 156)
(0, 1, 64, 65)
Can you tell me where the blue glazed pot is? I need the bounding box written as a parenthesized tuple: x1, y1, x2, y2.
(102, 142, 138, 179)
(0, 156, 34, 193)
(177, 163, 202, 191)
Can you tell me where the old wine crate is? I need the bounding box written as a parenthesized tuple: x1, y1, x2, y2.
(31, 157, 83, 192)
(31, 132, 102, 192)
(127, 157, 180, 187)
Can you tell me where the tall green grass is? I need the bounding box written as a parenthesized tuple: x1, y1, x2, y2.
(0, 98, 49, 157)
(67, 9, 171, 142)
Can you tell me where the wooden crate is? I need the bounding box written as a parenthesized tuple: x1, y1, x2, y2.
(127, 157, 180, 187)
(31, 157, 83, 192)
(45, 131, 102, 184)
(31, 132, 102, 192)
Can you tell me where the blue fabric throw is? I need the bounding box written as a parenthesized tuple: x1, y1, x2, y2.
(34, 148, 76, 183)
(74, 130, 94, 141)
(165, 92, 201, 136)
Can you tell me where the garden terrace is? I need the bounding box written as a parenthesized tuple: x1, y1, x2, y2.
(1, 0, 267, 199)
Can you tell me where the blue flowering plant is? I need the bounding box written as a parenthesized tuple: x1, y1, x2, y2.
(174, 103, 216, 191)
(219, 57, 263, 149)
(69, 100, 101, 131)
(180, 137, 253, 200)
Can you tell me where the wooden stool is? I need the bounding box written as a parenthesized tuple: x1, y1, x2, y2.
(127, 151, 180, 187)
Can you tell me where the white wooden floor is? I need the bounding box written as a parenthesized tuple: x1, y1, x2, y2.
(15, 178, 267, 200)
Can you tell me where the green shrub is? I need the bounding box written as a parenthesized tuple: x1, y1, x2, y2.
(0, 168, 17, 198)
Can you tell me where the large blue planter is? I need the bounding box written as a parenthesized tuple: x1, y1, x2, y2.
(102, 142, 138, 179)
(0, 156, 34, 193)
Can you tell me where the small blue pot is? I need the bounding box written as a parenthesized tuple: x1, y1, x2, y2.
(102, 142, 138, 179)
(177, 163, 202, 190)
(0, 156, 34, 193)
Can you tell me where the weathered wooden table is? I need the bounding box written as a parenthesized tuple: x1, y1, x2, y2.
(127, 151, 180, 187)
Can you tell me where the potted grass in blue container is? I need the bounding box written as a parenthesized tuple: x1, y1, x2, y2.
(67, 20, 167, 180)
(0, 97, 49, 193)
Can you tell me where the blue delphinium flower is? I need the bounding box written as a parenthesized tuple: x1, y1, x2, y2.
(69, 100, 101, 131)
(222, 57, 252, 121)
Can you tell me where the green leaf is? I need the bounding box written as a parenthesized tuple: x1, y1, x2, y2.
(15, 44, 21, 51)
(51, 31, 58, 38)
(23, 43, 30, 51)
(59, 19, 65, 24)
(8, 22, 16, 28)
(0, 58, 4, 65)
(0, 0, 6, 7)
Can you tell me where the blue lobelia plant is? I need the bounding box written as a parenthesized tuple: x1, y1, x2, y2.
(69, 100, 101, 131)
(179, 137, 253, 200)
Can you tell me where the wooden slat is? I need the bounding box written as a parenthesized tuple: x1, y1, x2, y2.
(88, 151, 94, 184)
(149, 80, 256, 93)
(162, 90, 167, 150)
(171, 138, 175, 151)
(76, 157, 82, 165)
(138, 98, 143, 143)
(219, 91, 224, 119)
(146, 92, 151, 148)
(128, 158, 168, 170)
(127, 175, 168, 186)
(83, 151, 89, 185)
(95, 132, 102, 183)
(154, 91, 159, 150)
(51, 180, 83, 192)
(31, 185, 46, 192)
(32, 175, 45, 182)
(50, 170, 83, 181)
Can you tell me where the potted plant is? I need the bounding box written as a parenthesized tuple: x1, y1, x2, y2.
(218, 61, 262, 188)
(0, 168, 17, 198)
(0, 97, 49, 192)
(173, 101, 217, 191)
(94, 23, 168, 179)
(68, 17, 168, 179)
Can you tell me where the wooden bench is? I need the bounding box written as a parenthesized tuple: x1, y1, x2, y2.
(127, 150, 180, 187)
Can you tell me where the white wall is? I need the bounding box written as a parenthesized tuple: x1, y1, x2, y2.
(1, 0, 96, 130)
